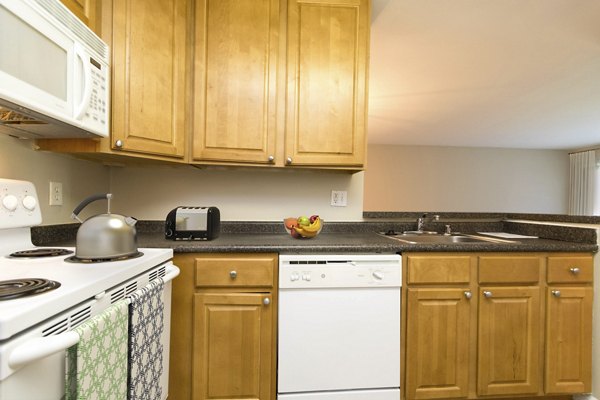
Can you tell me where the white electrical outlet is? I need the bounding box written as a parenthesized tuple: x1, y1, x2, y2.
(331, 190, 347, 207)
(49, 182, 63, 206)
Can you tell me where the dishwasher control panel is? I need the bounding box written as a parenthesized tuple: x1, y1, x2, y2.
(279, 254, 401, 289)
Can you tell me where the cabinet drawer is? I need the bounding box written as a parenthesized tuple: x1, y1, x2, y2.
(195, 256, 275, 287)
(547, 256, 593, 284)
(407, 256, 471, 284)
(479, 256, 541, 284)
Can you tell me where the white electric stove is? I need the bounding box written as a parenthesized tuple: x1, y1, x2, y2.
(0, 178, 178, 399)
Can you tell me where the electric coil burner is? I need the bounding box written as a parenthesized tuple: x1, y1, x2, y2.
(0, 278, 61, 300)
(9, 248, 73, 258)
(64, 251, 144, 264)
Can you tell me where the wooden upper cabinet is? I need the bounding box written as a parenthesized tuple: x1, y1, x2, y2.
(111, 0, 188, 158)
(285, 0, 369, 167)
(192, 0, 279, 164)
(60, 0, 100, 33)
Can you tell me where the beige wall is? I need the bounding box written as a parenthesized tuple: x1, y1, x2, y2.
(109, 165, 365, 221)
(0, 135, 364, 223)
(0, 136, 110, 225)
(1, 137, 572, 223)
(364, 145, 569, 213)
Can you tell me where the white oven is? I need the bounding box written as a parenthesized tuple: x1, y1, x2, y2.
(0, 179, 178, 399)
(0, 0, 109, 138)
(278, 254, 402, 400)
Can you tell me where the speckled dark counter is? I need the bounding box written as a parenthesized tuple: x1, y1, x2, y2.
(33, 221, 598, 254)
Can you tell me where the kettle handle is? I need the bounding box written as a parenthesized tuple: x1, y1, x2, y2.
(71, 193, 112, 222)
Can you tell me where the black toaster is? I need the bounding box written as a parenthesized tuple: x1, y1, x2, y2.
(165, 206, 220, 240)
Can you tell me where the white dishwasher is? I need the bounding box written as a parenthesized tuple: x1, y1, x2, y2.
(278, 254, 401, 400)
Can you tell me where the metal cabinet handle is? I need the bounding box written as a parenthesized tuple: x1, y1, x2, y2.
(552, 290, 561, 297)
(483, 290, 493, 298)
(229, 270, 237, 279)
(464, 291, 472, 300)
(268, 155, 274, 163)
(263, 297, 270, 306)
(114, 139, 123, 148)
(285, 157, 293, 165)
(569, 267, 580, 275)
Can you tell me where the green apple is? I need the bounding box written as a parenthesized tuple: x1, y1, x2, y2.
(297, 216, 310, 226)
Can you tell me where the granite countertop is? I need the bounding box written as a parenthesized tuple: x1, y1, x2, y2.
(34, 220, 598, 254)
(145, 232, 598, 254)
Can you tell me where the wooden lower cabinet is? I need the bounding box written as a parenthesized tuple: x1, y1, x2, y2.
(170, 253, 277, 400)
(405, 288, 471, 399)
(545, 286, 593, 394)
(477, 287, 541, 396)
(402, 252, 593, 400)
(193, 293, 273, 400)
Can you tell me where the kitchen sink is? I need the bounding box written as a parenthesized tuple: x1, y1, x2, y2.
(380, 232, 516, 245)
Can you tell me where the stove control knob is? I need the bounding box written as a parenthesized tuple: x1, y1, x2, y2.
(22, 195, 37, 211)
(2, 195, 18, 211)
(302, 273, 311, 281)
(290, 273, 300, 281)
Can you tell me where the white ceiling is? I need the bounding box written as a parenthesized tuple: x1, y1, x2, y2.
(368, 0, 600, 150)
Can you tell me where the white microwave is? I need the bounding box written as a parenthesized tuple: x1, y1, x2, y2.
(0, 0, 109, 139)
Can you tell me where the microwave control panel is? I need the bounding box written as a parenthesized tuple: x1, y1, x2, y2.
(81, 57, 109, 137)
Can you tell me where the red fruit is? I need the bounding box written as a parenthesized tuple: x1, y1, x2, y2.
(284, 217, 298, 230)
(309, 215, 319, 223)
(290, 227, 301, 238)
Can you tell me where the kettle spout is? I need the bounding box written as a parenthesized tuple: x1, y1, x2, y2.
(125, 216, 138, 226)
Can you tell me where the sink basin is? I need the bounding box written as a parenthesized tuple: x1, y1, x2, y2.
(381, 233, 516, 245)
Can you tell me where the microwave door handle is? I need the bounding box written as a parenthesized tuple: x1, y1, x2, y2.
(74, 43, 92, 120)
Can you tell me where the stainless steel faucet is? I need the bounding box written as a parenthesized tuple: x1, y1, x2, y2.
(416, 213, 439, 233)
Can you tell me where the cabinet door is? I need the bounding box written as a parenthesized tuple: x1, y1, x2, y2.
(285, 0, 369, 167)
(111, 0, 187, 158)
(478, 287, 541, 396)
(192, 0, 279, 164)
(60, 0, 100, 32)
(405, 288, 472, 399)
(545, 286, 592, 394)
(193, 293, 273, 400)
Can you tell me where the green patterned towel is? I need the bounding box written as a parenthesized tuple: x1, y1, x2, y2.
(65, 299, 129, 400)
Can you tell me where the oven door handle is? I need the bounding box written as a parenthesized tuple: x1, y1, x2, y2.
(163, 264, 180, 283)
(8, 331, 79, 369)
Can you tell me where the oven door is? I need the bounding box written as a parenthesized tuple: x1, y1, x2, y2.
(0, 264, 178, 400)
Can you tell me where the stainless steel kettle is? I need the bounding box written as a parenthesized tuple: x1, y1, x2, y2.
(71, 193, 138, 260)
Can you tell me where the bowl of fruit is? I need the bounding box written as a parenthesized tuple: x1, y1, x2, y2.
(284, 215, 322, 239)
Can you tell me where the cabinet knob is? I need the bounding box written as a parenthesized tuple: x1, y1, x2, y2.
(229, 270, 237, 279)
(263, 297, 271, 306)
(114, 139, 123, 148)
(552, 290, 561, 297)
(286, 157, 293, 165)
(569, 267, 580, 275)
(268, 155, 274, 163)
(483, 290, 493, 298)
(464, 291, 472, 300)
